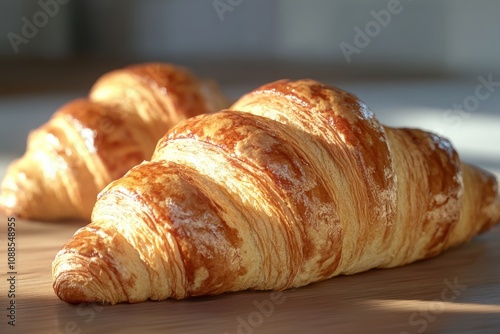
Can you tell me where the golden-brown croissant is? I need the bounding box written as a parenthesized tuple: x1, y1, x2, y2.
(0, 63, 228, 221)
(52, 79, 500, 304)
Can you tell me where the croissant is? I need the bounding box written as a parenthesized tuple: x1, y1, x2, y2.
(0, 63, 228, 221)
(52, 79, 500, 304)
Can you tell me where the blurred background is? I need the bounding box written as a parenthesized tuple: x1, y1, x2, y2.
(0, 0, 499, 177)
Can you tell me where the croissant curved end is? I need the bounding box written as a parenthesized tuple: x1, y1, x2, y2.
(0, 157, 80, 220)
(52, 223, 155, 304)
(52, 252, 121, 305)
(0, 161, 34, 218)
(494, 176, 500, 224)
(0, 182, 17, 215)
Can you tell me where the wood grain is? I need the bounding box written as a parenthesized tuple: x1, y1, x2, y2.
(0, 215, 499, 334)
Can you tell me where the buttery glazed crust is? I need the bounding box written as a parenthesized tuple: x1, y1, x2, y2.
(0, 63, 228, 221)
(52, 79, 500, 304)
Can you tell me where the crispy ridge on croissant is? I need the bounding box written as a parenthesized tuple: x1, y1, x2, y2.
(52, 79, 500, 304)
(0, 63, 228, 221)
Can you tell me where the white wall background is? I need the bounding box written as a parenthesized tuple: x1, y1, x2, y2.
(0, 0, 499, 75)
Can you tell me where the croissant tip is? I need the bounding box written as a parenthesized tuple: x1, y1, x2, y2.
(0, 190, 20, 217)
(53, 280, 94, 304)
(488, 172, 500, 225)
(0, 163, 43, 219)
(53, 267, 118, 305)
(495, 187, 500, 224)
(52, 250, 115, 305)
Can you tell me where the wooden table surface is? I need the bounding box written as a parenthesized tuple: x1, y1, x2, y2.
(0, 78, 499, 333)
(0, 215, 499, 334)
